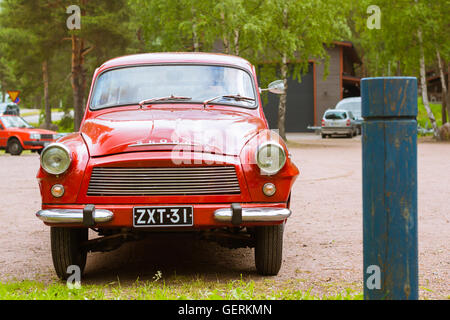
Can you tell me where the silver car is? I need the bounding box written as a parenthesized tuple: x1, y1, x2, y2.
(335, 97, 362, 134)
(321, 109, 357, 138)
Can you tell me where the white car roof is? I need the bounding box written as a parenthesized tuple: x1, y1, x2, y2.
(336, 97, 361, 107)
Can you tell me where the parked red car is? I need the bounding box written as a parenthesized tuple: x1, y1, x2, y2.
(0, 115, 61, 155)
(36, 53, 299, 279)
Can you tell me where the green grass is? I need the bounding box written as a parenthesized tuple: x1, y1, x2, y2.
(0, 278, 363, 300)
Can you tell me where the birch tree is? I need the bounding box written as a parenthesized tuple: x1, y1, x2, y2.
(352, 0, 449, 138)
(259, 0, 351, 140)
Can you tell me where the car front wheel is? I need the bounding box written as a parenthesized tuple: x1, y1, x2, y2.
(7, 138, 23, 156)
(254, 224, 284, 276)
(51, 227, 88, 280)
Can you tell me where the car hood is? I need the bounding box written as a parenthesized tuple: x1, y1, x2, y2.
(8, 127, 56, 135)
(81, 107, 266, 157)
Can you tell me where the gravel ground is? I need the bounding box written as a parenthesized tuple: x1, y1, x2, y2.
(0, 134, 448, 299)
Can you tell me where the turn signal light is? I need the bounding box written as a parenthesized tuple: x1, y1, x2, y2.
(51, 184, 65, 198)
(262, 183, 276, 196)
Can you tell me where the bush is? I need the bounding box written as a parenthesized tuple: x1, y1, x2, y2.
(57, 114, 75, 133)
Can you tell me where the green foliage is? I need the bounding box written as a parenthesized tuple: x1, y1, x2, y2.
(258, 0, 351, 76)
(0, 0, 133, 119)
(56, 114, 75, 133)
(1, 0, 447, 133)
(350, 0, 450, 77)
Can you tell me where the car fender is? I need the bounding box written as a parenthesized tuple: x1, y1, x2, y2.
(7, 134, 25, 148)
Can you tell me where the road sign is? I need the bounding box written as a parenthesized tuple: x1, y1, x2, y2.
(7, 91, 20, 102)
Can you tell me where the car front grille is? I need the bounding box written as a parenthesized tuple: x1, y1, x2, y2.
(40, 134, 54, 140)
(87, 166, 241, 196)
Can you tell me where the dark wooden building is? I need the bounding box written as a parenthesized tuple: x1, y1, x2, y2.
(262, 41, 362, 132)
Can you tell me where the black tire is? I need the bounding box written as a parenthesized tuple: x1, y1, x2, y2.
(7, 138, 22, 156)
(254, 224, 284, 276)
(51, 227, 88, 280)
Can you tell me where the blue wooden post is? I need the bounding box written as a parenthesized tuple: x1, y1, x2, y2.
(362, 77, 418, 300)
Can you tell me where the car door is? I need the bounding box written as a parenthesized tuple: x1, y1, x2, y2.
(0, 119, 8, 148)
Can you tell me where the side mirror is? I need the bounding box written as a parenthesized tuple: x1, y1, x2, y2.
(260, 80, 285, 95)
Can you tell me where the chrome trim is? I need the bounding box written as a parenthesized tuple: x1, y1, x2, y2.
(214, 207, 291, 222)
(255, 141, 287, 176)
(87, 166, 241, 196)
(36, 209, 113, 224)
(40, 143, 72, 175)
(128, 142, 200, 148)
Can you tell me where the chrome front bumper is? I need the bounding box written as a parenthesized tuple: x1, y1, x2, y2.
(36, 209, 114, 224)
(36, 206, 290, 225)
(214, 207, 291, 222)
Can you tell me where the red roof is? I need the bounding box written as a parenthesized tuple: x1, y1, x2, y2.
(98, 52, 254, 73)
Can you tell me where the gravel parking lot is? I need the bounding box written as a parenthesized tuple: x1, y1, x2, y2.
(0, 134, 448, 299)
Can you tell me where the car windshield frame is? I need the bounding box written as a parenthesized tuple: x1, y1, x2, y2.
(0, 116, 33, 128)
(88, 63, 258, 111)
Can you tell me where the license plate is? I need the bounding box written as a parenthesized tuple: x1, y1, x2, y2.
(133, 206, 193, 227)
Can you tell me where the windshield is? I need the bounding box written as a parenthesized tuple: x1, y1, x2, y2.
(90, 65, 256, 110)
(0, 116, 33, 128)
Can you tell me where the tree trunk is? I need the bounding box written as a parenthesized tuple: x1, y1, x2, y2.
(71, 35, 86, 132)
(191, 8, 199, 52)
(418, 29, 439, 139)
(437, 50, 448, 124)
(447, 64, 450, 121)
(42, 60, 51, 129)
(277, 54, 288, 141)
(0, 78, 5, 102)
(396, 61, 402, 76)
(220, 11, 229, 54)
(233, 29, 239, 56)
(136, 27, 146, 53)
(34, 95, 41, 110)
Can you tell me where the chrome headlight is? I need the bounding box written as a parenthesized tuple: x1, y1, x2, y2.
(40, 143, 72, 175)
(255, 142, 287, 175)
(29, 132, 41, 140)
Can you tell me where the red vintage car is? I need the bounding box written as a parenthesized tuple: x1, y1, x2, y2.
(0, 115, 61, 155)
(35, 53, 299, 279)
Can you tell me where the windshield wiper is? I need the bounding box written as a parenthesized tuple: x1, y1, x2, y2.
(139, 95, 192, 108)
(202, 94, 255, 109)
